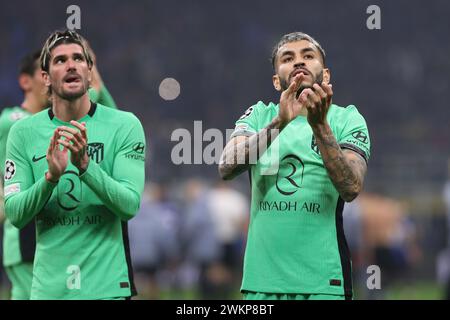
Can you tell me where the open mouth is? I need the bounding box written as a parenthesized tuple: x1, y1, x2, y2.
(64, 75, 81, 84)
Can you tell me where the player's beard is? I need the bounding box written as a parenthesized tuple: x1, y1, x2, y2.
(280, 70, 324, 98)
(53, 77, 89, 101)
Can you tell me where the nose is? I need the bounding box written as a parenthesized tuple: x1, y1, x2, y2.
(293, 56, 306, 68)
(66, 58, 76, 71)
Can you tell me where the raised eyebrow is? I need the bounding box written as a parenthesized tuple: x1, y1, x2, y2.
(279, 50, 295, 59)
(52, 54, 67, 63)
(279, 47, 315, 59)
(300, 47, 316, 55)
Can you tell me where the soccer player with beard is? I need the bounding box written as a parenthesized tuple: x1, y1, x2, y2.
(1, 41, 118, 300)
(3, 30, 146, 300)
(219, 32, 371, 300)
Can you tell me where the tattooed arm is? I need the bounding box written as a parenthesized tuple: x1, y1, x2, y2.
(301, 82, 367, 202)
(218, 117, 284, 180)
(312, 124, 367, 202)
(219, 73, 308, 180)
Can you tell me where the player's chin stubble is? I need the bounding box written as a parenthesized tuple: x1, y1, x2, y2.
(56, 80, 88, 101)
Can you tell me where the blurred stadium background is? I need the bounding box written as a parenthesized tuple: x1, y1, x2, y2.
(1, 0, 450, 299)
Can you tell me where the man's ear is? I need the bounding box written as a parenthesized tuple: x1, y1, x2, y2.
(42, 70, 51, 89)
(18, 74, 32, 92)
(273, 74, 282, 92)
(88, 67, 92, 84)
(322, 68, 331, 84)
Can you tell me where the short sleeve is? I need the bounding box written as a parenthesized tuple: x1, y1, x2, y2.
(230, 101, 265, 138)
(337, 105, 371, 164)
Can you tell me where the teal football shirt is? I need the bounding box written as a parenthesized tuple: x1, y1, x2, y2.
(2, 86, 118, 268)
(4, 103, 146, 299)
(231, 101, 370, 298)
(0, 107, 32, 267)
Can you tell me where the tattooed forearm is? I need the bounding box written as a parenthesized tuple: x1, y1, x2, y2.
(312, 124, 367, 202)
(219, 116, 284, 180)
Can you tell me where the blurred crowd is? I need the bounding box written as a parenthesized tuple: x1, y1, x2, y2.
(125, 180, 249, 299)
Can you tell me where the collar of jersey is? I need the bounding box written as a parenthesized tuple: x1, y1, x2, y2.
(48, 101, 97, 125)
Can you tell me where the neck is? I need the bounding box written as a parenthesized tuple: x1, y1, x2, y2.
(51, 93, 91, 122)
(21, 94, 44, 115)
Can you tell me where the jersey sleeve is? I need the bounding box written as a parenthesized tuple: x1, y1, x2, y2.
(229, 101, 265, 139)
(88, 85, 118, 109)
(4, 124, 57, 229)
(80, 114, 145, 221)
(337, 105, 371, 164)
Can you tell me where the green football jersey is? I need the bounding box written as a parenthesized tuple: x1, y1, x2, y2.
(88, 85, 117, 109)
(0, 107, 30, 175)
(2, 86, 116, 269)
(0, 107, 33, 267)
(231, 101, 370, 298)
(4, 103, 146, 300)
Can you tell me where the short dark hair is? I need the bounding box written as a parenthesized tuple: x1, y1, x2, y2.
(271, 32, 326, 71)
(19, 50, 41, 76)
(40, 29, 93, 73)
